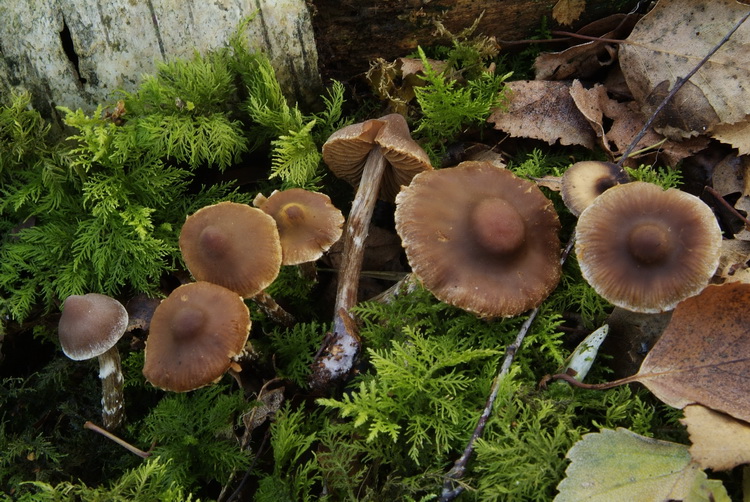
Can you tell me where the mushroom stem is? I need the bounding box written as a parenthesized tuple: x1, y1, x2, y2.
(97, 346, 125, 430)
(252, 290, 295, 328)
(334, 147, 388, 315)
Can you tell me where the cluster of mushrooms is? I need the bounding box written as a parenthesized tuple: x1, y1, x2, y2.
(57, 113, 726, 428)
(58, 190, 343, 428)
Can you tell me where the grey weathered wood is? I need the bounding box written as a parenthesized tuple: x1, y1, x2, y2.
(0, 0, 321, 128)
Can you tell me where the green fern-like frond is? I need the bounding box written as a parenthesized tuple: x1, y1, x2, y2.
(625, 164, 683, 189)
(139, 385, 251, 488)
(414, 46, 510, 161)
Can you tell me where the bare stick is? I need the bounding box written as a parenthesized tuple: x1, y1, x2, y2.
(439, 235, 576, 501)
(84, 421, 151, 458)
(615, 9, 750, 169)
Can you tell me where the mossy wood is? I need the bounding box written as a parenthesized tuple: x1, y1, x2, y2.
(311, 0, 641, 82)
(0, 0, 321, 131)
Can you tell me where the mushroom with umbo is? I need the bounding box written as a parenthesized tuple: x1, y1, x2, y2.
(142, 281, 251, 392)
(395, 161, 562, 318)
(575, 181, 723, 313)
(561, 160, 630, 217)
(179, 201, 293, 327)
(58, 293, 129, 429)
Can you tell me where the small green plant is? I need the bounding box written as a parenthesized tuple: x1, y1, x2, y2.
(138, 385, 251, 489)
(625, 164, 683, 189)
(11, 457, 196, 502)
(413, 46, 510, 162)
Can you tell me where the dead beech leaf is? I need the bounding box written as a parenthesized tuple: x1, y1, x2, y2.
(488, 80, 596, 148)
(554, 428, 729, 502)
(619, 0, 750, 138)
(680, 404, 750, 471)
(552, 0, 586, 27)
(712, 119, 750, 155)
(716, 239, 750, 284)
(632, 283, 750, 423)
(569, 80, 708, 164)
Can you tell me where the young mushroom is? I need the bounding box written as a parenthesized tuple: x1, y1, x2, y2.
(254, 188, 344, 266)
(314, 113, 432, 386)
(179, 201, 293, 327)
(395, 161, 562, 318)
(142, 282, 251, 392)
(575, 181, 723, 313)
(58, 293, 129, 429)
(561, 161, 630, 216)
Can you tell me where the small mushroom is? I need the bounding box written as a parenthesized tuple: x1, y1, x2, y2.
(575, 181, 723, 313)
(395, 161, 562, 318)
(561, 161, 630, 216)
(142, 282, 251, 392)
(179, 201, 293, 327)
(58, 293, 129, 429)
(255, 188, 344, 266)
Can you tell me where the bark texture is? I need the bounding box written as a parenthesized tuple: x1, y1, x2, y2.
(0, 0, 321, 130)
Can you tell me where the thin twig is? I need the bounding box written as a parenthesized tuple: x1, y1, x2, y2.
(439, 235, 576, 501)
(83, 421, 151, 458)
(615, 9, 750, 169)
(705, 186, 750, 231)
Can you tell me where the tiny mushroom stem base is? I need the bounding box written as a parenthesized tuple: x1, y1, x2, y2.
(58, 293, 129, 430)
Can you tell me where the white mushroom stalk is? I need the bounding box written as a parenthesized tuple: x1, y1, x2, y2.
(97, 346, 125, 429)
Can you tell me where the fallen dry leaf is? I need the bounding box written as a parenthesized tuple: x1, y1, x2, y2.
(488, 80, 596, 148)
(712, 120, 750, 155)
(552, 0, 586, 27)
(631, 282, 750, 423)
(716, 239, 750, 284)
(680, 404, 750, 471)
(569, 80, 708, 164)
(619, 0, 750, 138)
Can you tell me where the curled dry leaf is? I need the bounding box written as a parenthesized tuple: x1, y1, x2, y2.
(630, 283, 750, 423)
(619, 0, 750, 138)
(680, 404, 750, 471)
(569, 80, 709, 164)
(488, 80, 596, 148)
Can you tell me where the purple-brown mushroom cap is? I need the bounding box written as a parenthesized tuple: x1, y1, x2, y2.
(143, 282, 251, 392)
(58, 293, 129, 361)
(179, 201, 282, 298)
(575, 181, 723, 313)
(395, 161, 562, 318)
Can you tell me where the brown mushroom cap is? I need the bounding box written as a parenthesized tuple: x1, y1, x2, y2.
(561, 161, 630, 216)
(257, 189, 344, 265)
(322, 113, 432, 201)
(143, 282, 251, 392)
(575, 181, 723, 313)
(395, 161, 562, 318)
(58, 293, 129, 361)
(179, 201, 282, 297)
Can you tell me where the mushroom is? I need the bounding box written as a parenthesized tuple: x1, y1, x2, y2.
(58, 293, 129, 429)
(142, 282, 251, 392)
(322, 113, 432, 316)
(254, 188, 344, 266)
(394, 161, 562, 318)
(561, 161, 630, 216)
(312, 113, 432, 387)
(179, 201, 293, 327)
(575, 181, 723, 313)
